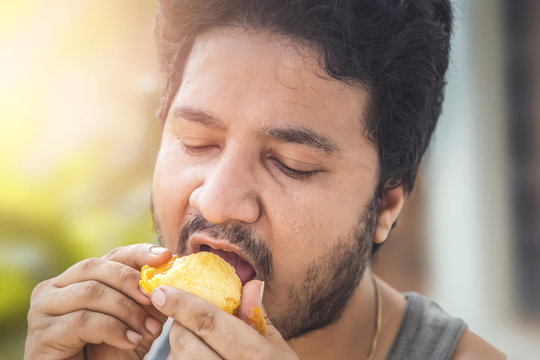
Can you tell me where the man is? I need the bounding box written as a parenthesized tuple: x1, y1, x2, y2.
(25, 1, 505, 359)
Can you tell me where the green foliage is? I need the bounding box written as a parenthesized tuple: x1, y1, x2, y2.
(1, 1, 161, 357)
(0, 167, 158, 358)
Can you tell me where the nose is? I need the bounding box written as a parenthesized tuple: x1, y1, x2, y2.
(189, 150, 261, 225)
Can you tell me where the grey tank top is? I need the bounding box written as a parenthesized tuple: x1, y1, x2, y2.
(146, 292, 467, 360)
(387, 292, 467, 360)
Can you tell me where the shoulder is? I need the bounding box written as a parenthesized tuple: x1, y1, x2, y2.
(384, 291, 467, 360)
(452, 329, 506, 360)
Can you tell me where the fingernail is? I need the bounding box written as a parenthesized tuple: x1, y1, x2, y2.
(145, 317, 162, 335)
(151, 247, 168, 255)
(151, 288, 166, 307)
(126, 330, 142, 344)
(259, 281, 265, 303)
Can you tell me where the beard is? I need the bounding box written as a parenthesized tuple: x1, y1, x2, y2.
(152, 196, 380, 340)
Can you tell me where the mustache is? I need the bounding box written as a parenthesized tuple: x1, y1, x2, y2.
(177, 213, 273, 282)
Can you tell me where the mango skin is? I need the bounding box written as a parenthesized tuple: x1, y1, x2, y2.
(139, 252, 242, 315)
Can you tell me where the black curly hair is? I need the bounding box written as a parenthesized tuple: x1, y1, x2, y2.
(154, 0, 453, 200)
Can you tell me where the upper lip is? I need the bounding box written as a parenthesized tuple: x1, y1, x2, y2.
(188, 233, 258, 278)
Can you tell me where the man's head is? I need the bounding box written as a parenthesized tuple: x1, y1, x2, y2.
(151, 0, 452, 339)
(154, 0, 453, 200)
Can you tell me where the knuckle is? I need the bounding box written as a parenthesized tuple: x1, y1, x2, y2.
(113, 265, 136, 284)
(169, 325, 196, 356)
(103, 245, 128, 260)
(102, 315, 116, 331)
(74, 310, 91, 328)
(103, 246, 121, 259)
(28, 286, 55, 322)
(121, 297, 140, 318)
(30, 279, 52, 303)
(78, 257, 101, 273)
(30, 277, 58, 304)
(80, 280, 104, 300)
(169, 329, 186, 353)
(193, 310, 216, 335)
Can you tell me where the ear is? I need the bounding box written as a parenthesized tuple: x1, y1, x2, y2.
(374, 185, 407, 245)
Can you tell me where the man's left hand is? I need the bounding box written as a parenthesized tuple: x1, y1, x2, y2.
(150, 280, 298, 359)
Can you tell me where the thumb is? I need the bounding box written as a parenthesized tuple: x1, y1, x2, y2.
(238, 280, 268, 335)
(239, 281, 298, 357)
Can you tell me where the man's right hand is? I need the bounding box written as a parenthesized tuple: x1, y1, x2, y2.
(25, 244, 171, 360)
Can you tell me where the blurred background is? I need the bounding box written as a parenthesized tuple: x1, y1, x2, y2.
(0, 0, 538, 358)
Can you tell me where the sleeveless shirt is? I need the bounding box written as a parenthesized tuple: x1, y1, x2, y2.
(387, 292, 467, 359)
(146, 292, 467, 360)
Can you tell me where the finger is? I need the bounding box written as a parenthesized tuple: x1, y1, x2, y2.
(29, 278, 52, 305)
(143, 303, 169, 326)
(237, 280, 267, 335)
(52, 257, 152, 305)
(44, 310, 145, 351)
(168, 320, 222, 359)
(238, 280, 290, 352)
(103, 243, 172, 270)
(36, 280, 166, 337)
(151, 286, 273, 358)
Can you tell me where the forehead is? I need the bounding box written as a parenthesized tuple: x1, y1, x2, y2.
(173, 26, 373, 153)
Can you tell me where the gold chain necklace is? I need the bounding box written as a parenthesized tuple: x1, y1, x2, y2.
(366, 273, 382, 360)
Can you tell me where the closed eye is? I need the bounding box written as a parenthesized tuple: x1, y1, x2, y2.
(180, 142, 217, 155)
(271, 158, 317, 180)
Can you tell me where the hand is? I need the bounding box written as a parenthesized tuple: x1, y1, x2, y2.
(25, 244, 171, 360)
(150, 280, 299, 359)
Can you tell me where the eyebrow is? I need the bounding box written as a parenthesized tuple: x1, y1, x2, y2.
(172, 106, 224, 128)
(262, 126, 342, 154)
(172, 106, 342, 154)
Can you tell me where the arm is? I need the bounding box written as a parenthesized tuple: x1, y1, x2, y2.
(452, 329, 506, 360)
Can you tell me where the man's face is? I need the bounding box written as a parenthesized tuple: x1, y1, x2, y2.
(152, 27, 380, 339)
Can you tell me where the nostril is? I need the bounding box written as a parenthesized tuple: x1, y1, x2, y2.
(200, 244, 211, 252)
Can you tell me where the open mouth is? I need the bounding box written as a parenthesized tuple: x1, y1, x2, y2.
(199, 244, 257, 285)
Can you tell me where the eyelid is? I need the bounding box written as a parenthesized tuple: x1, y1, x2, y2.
(270, 158, 318, 181)
(182, 143, 212, 155)
(178, 137, 220, 156)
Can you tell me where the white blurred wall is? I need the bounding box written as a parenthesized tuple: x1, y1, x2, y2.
(425, 0, 540, 358)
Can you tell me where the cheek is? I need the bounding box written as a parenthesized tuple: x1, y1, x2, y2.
(266, 175, 372, 275)
(265, 194, 331, 274)
(152, 137, 201, 249)
(270, 186, 357, 245)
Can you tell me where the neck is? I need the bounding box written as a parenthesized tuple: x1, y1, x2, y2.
(287, 269, 378, 360)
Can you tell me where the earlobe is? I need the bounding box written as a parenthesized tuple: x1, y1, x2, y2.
(373, 185, 407, 244)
